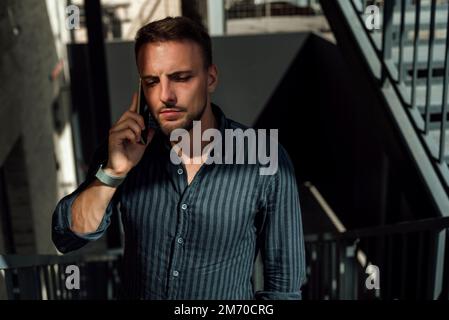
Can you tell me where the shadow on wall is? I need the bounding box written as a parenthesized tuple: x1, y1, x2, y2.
(254, 33, 440, 229)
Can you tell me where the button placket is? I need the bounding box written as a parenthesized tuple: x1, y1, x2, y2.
(168, 181, 195, 298)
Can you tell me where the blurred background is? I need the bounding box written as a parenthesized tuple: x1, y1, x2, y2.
(0, 0, 449, 300)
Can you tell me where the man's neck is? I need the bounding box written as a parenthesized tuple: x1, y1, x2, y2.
(197, 103, 218, 138)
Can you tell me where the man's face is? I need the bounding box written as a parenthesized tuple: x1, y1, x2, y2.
(137, 40, 217, 135)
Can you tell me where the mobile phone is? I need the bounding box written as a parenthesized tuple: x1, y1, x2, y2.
(137, 80, 159, 144)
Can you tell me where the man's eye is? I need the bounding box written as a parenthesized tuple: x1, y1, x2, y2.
(145, 80, 158, 87)
(174, 76, 191, 82)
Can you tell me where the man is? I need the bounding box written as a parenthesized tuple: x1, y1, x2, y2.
(52, 16, 305, 300)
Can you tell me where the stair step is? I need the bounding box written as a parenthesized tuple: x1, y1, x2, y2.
(367, 9, 448, 48)
(405, 77, 444, 85)
(427, 128, 449, 158)
(371, 32, 447, 53)
(389, 6, 448, 28)
(392, 43, 446, 67)
(418, 104, 449, 115)
(404, 83, 446, 108)
(418, 109, 449, 132)
(426, 118, 449, 130)
(393, 29, 448, 44)
(403, 69, 446, 84)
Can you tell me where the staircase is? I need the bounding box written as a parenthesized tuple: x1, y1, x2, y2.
(380, 0, 449, 189)
(373, 0, 449, 165)
(320, 0, 449, 215)
(303, 0, 449, 299)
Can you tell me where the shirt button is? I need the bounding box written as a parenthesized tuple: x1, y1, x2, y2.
(181, 204, 188, 210)
(177, 237, 184, 244)
(173, 270, 179, 277)
(177, 168, 183, 175)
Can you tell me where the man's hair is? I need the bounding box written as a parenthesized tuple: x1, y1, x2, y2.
(134, 16, 212, 68)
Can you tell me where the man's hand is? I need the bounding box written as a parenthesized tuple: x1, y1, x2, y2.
(105, 93, 155, 176)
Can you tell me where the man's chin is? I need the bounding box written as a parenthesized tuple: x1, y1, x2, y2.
(160, 119, 192, 136)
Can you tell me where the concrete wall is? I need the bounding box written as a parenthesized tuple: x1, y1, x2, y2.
(211, 32, 309, 125)
(0, 0, 59, 253)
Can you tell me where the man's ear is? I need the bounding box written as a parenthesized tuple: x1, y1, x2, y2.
(207, 64, 218, 93)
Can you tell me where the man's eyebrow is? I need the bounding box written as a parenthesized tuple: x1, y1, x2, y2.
(141, 75, 158, 80)
(168, 70, 193, 76)
(141, 70, 193, 79)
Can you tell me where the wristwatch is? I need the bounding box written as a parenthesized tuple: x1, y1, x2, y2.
(95, 163, 127, 187)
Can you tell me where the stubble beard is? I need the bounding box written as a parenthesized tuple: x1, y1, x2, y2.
(159, 93, 208, 136)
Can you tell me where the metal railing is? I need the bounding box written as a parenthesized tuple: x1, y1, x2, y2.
(303, 216, 449, 299)
(0, 250, 122, 300)
(351, 0, 449, 189)
(225, 0, 321, 19)
(2, 219, 448, 300)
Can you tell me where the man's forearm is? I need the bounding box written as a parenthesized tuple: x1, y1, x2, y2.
(70, 178, 118, 234)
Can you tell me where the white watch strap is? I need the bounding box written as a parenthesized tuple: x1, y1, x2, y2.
(95, 164, 126, 187)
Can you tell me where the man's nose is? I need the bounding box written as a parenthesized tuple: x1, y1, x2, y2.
(160, 79, 177, 106)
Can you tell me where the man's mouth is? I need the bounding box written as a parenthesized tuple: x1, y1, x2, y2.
(160, 109, 183, 120)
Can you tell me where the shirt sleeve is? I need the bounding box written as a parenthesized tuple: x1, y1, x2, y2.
(255, 146, 306, 300)
(51, 139, 119, 253)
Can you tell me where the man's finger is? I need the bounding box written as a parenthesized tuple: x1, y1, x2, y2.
(129, 92, 138, 112)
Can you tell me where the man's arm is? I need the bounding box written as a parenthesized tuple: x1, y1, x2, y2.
(255, 146, 306, 300)
(70, 170, 119, 234)
(52, 141, 119, 253)
(52, 93, 154, 253)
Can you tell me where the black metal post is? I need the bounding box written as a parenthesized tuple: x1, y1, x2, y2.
(84, 0, 121, 249)
(382, 0, 395, 82)
(424, 0, 437, 134)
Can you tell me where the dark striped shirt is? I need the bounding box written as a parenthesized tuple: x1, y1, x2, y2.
(52, 104, 306, 300)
